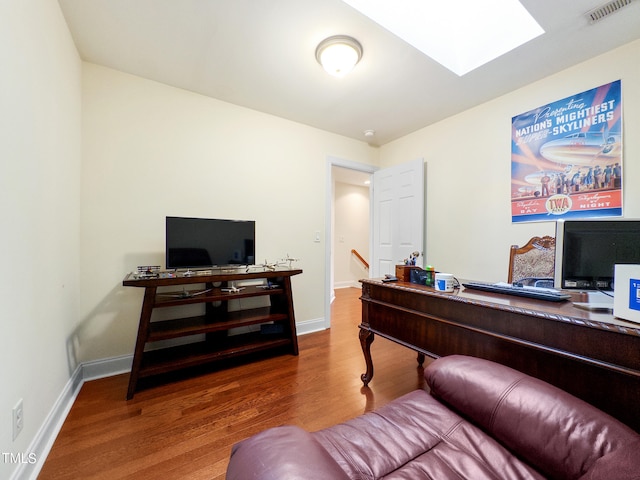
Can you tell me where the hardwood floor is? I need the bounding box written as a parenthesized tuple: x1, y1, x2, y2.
(38, 287, 429, 479)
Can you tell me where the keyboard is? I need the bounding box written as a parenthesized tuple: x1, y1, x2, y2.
(462, 281, 571, 302)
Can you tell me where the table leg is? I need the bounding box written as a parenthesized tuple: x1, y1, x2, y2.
(127, 286, 156, 400)
(417, 352, 425, 366)
(359, 327, 375, 386)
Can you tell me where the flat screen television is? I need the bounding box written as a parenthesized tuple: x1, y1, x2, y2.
(166, 216, 255, 269)
(554, 218, 640, 291)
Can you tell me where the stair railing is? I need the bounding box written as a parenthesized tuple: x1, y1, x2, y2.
(351, 249, 369, 270)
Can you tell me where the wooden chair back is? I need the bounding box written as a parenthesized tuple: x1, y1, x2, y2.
(508, 236, 556, 285)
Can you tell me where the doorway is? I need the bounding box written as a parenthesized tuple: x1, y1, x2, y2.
(333, 166, 371, 287)
(325, 157, 376, 329)
(324, 157, 426, 330)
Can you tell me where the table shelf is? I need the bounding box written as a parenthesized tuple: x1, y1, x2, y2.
(138, 333, 292, 378)
(147, 307, 289, 342)
(153, 285, 284, 308)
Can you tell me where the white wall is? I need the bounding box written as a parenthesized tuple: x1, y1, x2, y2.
(334, 182, 370, 288)
(77, 63, 378, 363)
(380, 39, 640, 284)
(0, 1, 82, 478)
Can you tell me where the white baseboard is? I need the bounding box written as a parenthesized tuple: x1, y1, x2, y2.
(82, 354, 133, 381)
(10, 320, 326, 480)
(11, 355, 133, 480)
(296, 316, 328, 335)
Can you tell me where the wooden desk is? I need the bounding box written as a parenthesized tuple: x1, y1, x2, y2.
(359, 279, 640, 432)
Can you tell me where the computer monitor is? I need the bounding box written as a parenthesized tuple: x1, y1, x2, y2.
(554, 218, 640, 291)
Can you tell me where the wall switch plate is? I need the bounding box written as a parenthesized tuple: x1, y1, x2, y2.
(13, 399, 23, 440)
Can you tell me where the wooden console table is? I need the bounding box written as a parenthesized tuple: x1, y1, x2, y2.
(359, 278, 640, 432)
(123, 268, 301, 399)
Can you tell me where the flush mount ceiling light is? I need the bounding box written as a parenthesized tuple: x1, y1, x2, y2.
(316, 35, 363, 77)
(341, 0, 544, 76)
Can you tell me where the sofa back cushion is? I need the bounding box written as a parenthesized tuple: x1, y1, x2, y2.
(425, 355, 640, 480)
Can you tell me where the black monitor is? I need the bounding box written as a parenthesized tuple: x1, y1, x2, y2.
(166, 216, 255, 269)
(554, 218, 640, 291)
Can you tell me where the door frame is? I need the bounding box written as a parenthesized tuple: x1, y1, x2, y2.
(325, 156, 377, 329)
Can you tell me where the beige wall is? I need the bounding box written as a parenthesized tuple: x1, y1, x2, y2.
(0, 0, 82, 477)
(77, 63, 379, 363)
(380, 40, 640, 283)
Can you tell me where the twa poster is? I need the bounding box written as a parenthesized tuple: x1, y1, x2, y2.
(511, 80, 622, 223)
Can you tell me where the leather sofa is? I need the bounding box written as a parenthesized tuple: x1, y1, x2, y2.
(226, 355, 640, 480)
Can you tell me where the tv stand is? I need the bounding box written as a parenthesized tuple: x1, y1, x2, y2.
(123, 268, 302, 399)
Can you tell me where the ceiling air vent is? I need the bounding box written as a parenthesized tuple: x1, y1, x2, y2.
(586, 0, 634, 23)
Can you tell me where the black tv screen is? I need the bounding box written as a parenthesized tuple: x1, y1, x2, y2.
(166, 217, 255, 269)
(554, 219, 640, 290)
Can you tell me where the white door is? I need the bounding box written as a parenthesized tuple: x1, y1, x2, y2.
(371, 158, 425, 278)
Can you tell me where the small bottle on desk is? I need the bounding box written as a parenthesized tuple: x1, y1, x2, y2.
(425, 265, 435, 287)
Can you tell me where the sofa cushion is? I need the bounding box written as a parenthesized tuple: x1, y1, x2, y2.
(313, 389, 545, 480)
(425, 355, 640, 480)
(227, 425, 350, 480)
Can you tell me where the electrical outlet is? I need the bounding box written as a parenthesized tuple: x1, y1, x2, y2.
(13, 399, 23, 440)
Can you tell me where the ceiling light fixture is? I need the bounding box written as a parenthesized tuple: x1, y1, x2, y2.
(315, 35, 363, 77)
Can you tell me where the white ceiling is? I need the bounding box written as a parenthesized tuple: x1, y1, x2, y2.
(58, 0, 640, 146)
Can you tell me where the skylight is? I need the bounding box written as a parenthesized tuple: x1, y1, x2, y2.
(341, 0, 544, 76)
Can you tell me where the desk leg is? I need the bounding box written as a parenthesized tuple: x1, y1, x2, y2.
(359, 327, 375, 386)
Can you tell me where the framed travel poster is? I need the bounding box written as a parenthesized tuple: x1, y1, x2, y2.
(511, 80, 622, 222)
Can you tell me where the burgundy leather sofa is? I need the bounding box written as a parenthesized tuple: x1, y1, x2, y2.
(226, 355, 640, 480)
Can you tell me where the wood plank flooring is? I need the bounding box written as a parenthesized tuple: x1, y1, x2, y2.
(38, 287, 429, 479)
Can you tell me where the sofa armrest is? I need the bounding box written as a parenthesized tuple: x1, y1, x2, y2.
(578, 438, 640, 480)
(425, 355, 640, 480)
(226, 425, 350, 480)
